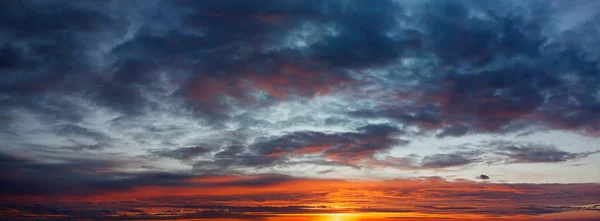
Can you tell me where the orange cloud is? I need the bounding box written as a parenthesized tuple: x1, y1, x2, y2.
(2, 175, 598, 220)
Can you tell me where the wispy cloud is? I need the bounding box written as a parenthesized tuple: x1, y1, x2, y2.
(1, 0, 600, 219)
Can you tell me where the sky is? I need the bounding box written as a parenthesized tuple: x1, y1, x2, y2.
(0, 0, 599, 220)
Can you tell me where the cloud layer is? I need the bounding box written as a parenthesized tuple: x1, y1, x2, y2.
(1, 0, 599, 220)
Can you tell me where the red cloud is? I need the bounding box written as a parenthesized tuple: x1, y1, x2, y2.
(185, 64, 353, 111)
(3, 175, 598, 219)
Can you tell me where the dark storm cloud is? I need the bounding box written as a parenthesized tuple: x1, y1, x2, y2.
(423, 0, 546, 65)
(0, 0, 142, 148)
(104, 0, 408, 114)
(0, 0, 123, 96)
(429, 65, 550, 132)
(1, 0, 599, 141)
(353, 66, 558, 134)
(342, 1, 600, 136)
(308, 0, 408, 68)
(168, 0, 406, 68)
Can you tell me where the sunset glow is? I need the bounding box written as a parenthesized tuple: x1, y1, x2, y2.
(1, 0, 599, 220)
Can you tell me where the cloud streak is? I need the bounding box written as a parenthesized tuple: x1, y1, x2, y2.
(1, 0, 600, 220)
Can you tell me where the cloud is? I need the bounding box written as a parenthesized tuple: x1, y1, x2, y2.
(256, 124, 402, 164)
(342, 1, 600, 137)
(477, 174, 490, 180)
(2, 170, 599, 220)
(149, 146, 211, 161)
(380, 140, 600, 170)
(103, 0, 409, 114)
(191, 124, 405, 171)
(0, 151, 127, 196)
(436, 125, 470, 138)
(429, 141, 599, 166)
(1, 1, 600, 219)
(421, 153, 477, 168)
(494, 143, 600, 163)
(1, 0, 599, 131)
(318, 169, 335, 174)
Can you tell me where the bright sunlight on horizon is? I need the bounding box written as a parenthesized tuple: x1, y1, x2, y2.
(1, 0, 599, 220)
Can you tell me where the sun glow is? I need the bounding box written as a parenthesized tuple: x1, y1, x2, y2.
(320, 213, 358, 221)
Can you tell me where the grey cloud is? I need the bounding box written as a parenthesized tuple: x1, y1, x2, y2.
(0, 149, 303, 199)
(150, 146, 211, 161)
(435, 141, 600, 166)
(495, 144, 599, 163)
(421, 153, 477, 168)
(357, 124, 404, 136)
(349, 106, 443, 130)
(1, 1, 600, 211)
(192, 124, 403, 171)
(318, 169, 335, 174)
(436, 125, 470, 138)
(477, 174, 490, 180)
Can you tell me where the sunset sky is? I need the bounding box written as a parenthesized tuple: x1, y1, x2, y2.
(1, 0, 599, 220)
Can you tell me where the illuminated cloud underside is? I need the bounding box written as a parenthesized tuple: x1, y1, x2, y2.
(0, 0, 599, 220)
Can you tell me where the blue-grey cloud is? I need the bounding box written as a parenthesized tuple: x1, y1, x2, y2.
(1, 1, 600, 213)
(150, 146, 211, 161)
(493, 143, 600, 164)
(421, 153, 476, 168)
(192, 124, 405, 171)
